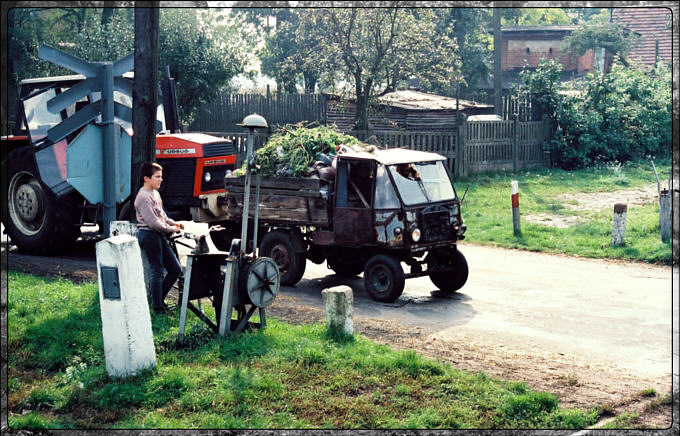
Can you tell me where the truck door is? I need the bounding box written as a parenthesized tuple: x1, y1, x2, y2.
(333, 159, 375, 246)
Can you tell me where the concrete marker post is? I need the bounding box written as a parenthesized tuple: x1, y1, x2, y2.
(511, 180, 521, 235)
(321, 286, 354, 336)
(659, 189, 671, 243)
(96, 234, 156, 378)
(110, 220, 152, 302)
(611, 203, 627, 247)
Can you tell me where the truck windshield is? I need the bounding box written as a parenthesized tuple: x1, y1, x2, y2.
(388, 161, 455, 206)
(23, 88, 62, 140)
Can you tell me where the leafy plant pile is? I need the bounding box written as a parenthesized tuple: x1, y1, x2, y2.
(237, 124, 375, 177)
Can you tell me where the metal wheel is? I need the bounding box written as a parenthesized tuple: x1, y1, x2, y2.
(9, 171, 46, 236)
(245, 257, 280, 308)
(363, 254, 405, 303)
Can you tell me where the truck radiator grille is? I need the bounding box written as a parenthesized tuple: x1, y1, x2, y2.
(420, 210, 451, 242)
(202, 142, 236, 157)
(158, 158, 195, 198)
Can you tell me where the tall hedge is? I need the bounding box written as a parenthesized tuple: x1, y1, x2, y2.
(520, 59, 671, 169)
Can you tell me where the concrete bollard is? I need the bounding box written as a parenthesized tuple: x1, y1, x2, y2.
(110, 221, 152, 302)
(96, 234, 156, 378)
(611, 203, 627, 247)
(321, 286, 354, 336)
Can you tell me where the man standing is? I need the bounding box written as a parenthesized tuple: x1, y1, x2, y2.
(134, 162, 183, 314)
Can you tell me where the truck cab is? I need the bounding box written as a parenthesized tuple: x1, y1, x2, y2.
(319, 149, 467, 301)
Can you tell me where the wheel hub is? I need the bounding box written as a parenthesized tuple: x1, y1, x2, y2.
(15, 183, 41, 221)
(270, 243, 291, 272)
(371, 266, 390, 291)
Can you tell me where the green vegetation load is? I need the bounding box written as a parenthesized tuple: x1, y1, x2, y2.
(235, 124, 376, 177)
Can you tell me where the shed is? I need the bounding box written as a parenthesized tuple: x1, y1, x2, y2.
(326, 90, 493, 132)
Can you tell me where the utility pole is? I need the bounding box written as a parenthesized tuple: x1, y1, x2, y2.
(130, 6, 160, 220)
(493, 8, 502, 117)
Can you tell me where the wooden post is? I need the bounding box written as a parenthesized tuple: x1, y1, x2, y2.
(611, 203, 627, 247)
(511, 180, 521, 235)
(512, 115, 519, 171)
(659, 189, 671, 243)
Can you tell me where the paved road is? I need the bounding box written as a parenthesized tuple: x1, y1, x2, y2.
(4, 221, 676, 382)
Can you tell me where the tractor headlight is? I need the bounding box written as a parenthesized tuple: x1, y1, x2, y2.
(203, 171, 212, 183)
(411, 227, 421, 242)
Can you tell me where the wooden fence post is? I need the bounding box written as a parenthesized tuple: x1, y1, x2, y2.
(512, 115, 519, 171)
(458, 116, 467, 177)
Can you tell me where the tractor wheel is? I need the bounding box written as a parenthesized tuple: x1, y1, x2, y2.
(6, 147, 80, 254)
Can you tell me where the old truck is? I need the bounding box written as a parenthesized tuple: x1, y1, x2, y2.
(2, 71, 237, 254)
(199, 148, 468, 302)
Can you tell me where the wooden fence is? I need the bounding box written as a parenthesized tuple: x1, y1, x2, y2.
(189, 92, 326, 132)
(458, 118, 551, 176)
(207, 119, 549, 178)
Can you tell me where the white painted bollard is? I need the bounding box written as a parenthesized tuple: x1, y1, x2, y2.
(511, 180, 521, 235)
(321, 286, 354, 336)
(110, 221, 152, 302)
(96, 234, 156, 378)
(611, 203, 627, 247)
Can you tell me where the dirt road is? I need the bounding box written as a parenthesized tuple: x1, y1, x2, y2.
(3, 229, 677, 428)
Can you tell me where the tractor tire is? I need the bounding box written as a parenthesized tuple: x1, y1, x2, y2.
(6, 147, 81, 254)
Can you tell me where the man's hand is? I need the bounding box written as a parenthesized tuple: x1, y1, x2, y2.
(178, 223, 185, 230)
(173, 225, 182, 233)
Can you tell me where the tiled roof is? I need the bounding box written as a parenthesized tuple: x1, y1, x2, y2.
(612, 8, 672, 67)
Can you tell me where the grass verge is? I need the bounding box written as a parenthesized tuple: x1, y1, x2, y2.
(8, 271, 605, 430)
(455, 159, 672, 264)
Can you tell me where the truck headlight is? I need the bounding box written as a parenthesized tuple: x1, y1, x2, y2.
(203, 171, 212, 183)
(411, 228, 421, 242)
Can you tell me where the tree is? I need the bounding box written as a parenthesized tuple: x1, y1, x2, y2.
(301, 8, 460, 131)
(562, 21, 637, 67)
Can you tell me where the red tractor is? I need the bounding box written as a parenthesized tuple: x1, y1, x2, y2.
(2, 71, 237, 254)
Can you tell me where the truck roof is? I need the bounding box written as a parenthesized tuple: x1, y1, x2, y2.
(338, 148, 446, 165)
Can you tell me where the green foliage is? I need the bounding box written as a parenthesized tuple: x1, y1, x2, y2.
(520, 60, 672, 169)
(248, 124, 366, 177)
(562, 21, 636, 60)
(7, 8, 251, 126)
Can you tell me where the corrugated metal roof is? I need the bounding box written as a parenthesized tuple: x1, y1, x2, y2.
(339, 147, 446, 165)
(612, 8, 672, 67)
(378, 90, 492, 111)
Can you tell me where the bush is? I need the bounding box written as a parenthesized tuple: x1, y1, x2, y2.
(520, 59, 671, 169)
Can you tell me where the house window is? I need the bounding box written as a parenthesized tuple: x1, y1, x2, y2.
(549, 47, 553, 54)
(526, 47, 530, 54)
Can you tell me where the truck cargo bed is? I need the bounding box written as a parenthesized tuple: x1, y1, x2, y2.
(221, 176, 331, 227)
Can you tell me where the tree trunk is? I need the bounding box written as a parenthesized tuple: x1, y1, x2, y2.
(303, 71, 317, 94)
(131, 6, 159, 220)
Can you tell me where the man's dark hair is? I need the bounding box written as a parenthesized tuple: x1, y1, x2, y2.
(141, 162, 163, 180)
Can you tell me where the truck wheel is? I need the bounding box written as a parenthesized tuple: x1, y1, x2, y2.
(6, 147, 80, 254)
(259, 230, 306, 286)
(363, 254, 405, 303)
(428, 249, 468, 293)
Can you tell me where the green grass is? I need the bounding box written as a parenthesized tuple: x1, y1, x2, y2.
(455, 159, 672, 264)
(8, 271, 603, 430)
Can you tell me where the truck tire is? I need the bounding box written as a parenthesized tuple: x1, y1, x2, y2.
(428, 248, 468, 293)
(259, 230, 306, 286)
(363, 254, 405, 303)
(6, 147, 80, 254)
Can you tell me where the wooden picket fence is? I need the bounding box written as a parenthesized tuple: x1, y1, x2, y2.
(205, 118, 550, 177)
(189, 92, 326, 132)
